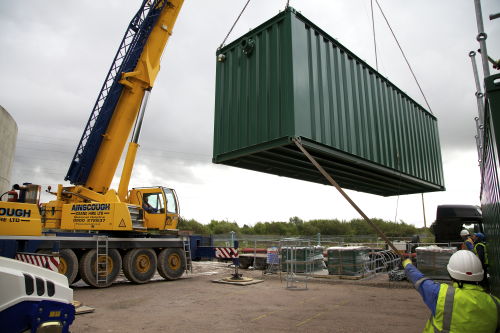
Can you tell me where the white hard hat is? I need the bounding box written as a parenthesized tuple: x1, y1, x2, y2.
(460, 230, 469, 236)
(447, 251, 484, 282)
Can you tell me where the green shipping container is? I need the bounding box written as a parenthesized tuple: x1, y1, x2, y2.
(327, 247, 369, 276)
(213, 7, 445, 196)
(281, 247, 324, 272)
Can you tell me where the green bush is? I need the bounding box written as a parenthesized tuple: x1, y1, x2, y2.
(176, 216, 421, 237)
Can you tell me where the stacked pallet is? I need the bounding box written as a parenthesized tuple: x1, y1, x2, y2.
(327, 246, 370, 277)
(416, 246, 457, 278)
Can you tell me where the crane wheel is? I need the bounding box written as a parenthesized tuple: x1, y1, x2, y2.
(79, 248, 122, 288)
(123, 248, 157, 284)
(38, 248, 78, 284)
(157, 248, 185, 281)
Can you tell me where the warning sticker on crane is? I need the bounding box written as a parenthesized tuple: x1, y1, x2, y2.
(215, 247, 239, 258)
(119, 220, 126, 227)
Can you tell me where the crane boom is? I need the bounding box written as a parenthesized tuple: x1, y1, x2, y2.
(65, 0, 183, 194)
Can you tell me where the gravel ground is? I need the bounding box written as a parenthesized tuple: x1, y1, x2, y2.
(70, 262, 431, 333)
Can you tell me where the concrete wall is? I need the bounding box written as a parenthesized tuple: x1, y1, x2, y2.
(0, 105, 17, 200)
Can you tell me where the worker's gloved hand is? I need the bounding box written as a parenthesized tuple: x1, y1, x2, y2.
(402, 259, 412, 268)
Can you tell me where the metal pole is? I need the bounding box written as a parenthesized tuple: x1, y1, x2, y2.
(253, 240, 257, 270)
(475, 134, 484, 175)
(470, 51, 486, 126)
(317, 233, 321, 246)
(293, 138, 406, 261)
(474, 0, 490, 77)
(476, 135, 483, 162)
(132, 88, 152, 144)
(475, 117, 484, 147)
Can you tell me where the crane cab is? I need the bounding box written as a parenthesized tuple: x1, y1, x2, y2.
(129, 187, 179, 231)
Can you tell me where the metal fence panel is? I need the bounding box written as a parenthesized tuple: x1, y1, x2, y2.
(481, 74, 500, 297)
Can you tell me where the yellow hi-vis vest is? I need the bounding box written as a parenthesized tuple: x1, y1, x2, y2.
(474, 242, 489, 265)
(423, 282, 500, 333)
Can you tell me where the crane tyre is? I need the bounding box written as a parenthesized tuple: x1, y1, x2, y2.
(123, 248, 157, 284)
(79, 248, 121, 288)
(38, 248, 78, 284)
(157, 248, 185, 280)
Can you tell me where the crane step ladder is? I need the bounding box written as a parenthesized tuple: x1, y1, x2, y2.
(182, 236, 193, 274)
(95, 235, 109, 284)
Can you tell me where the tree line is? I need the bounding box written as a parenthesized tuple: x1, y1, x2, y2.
(177, 216, 426, 237)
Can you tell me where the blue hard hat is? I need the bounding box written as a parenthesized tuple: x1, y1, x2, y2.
(474, 233, 485, 242)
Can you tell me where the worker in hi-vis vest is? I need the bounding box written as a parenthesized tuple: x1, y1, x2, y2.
(472, 232, 489, 292)
(460, 229, 474, 251)
(403, 250, 499, 332)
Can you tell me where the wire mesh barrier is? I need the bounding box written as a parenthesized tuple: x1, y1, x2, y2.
(212, 233, 429, 247)
(280, 240, 318, 291)
(370, 250, 401, 274)
(281, 246, 324, 273)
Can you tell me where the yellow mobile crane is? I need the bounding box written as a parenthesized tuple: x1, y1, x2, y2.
(0, 0, 199, 288)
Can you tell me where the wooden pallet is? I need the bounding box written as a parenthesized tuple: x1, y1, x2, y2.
(211, 279, 264, 286)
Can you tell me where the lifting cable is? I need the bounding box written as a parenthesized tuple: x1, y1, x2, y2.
(217, 0, 252, 51)
(374, 0, 433, 114)
(370, 0, 378, 71)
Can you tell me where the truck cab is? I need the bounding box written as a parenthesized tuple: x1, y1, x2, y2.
(433, 205, 484, 247)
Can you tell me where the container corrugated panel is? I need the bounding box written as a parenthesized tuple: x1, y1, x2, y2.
(213, 7, 445, 196)
(480, 73, 500, 298)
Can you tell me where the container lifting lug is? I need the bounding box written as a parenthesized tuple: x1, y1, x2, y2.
(240, 38, 255, 55)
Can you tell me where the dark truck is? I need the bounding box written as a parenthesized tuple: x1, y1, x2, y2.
(433, 205, 484, 247)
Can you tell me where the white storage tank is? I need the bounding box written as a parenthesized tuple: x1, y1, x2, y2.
(0, 105, 17, 200)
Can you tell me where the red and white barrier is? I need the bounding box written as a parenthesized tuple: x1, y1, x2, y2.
(15, 253, 60, 272)
(215, 247, 239, 259)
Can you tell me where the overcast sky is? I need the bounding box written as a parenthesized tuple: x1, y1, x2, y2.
(1, 0, 499, 230)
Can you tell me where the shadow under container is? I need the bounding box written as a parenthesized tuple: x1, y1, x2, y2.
(281, 246, 324, 272)
(327, 246, 369, 276)
(416, 246, 456, 278)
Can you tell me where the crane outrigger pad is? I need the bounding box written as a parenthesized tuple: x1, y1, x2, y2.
(213, 7, 444, 197)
